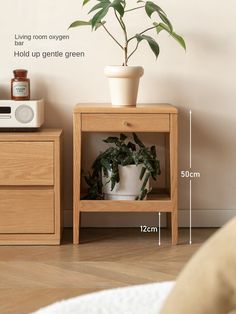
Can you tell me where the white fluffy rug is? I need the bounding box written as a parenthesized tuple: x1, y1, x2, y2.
(32, 281, 174, 314)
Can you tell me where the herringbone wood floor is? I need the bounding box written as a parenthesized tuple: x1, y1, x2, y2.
(0, 228, 217, 314)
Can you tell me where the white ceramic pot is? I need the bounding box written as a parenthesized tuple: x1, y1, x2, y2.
(102, 164, 150, 200)
(104, 66, 144, 106)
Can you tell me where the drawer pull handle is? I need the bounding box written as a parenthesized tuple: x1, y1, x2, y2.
(123, 121, 130, 127)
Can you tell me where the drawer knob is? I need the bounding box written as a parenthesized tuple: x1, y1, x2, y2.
(123, 121, 130, 127)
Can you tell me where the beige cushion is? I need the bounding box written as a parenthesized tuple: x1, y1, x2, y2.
(160, 217, 236, 314)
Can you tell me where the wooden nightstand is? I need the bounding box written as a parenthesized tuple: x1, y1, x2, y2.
(73, 104, 178, 245)
(0, 129, 63, 245)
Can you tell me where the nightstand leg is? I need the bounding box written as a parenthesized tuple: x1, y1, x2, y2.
(73, 113, 82, 245)
(73, 208, 80, 244)
(171, 210, 178, 245)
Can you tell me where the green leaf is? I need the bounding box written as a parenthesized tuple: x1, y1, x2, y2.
(110, 161, 119, 190)
(101, 158, 112, 171)
(145, 1, 167, 17)
(151, 145, 156, 158)
(121, 155, 134, 166)
(68, 20, 91, 29)
(120, 133, 127, 141)
(139, 167, 146, 180)
(135, 34, 160, 59)
(95, 21, 106, 30)
(103, 166, 109, 177)
(110, 177, 117, 191)
(141, 172, 151, 191)
(145, 1, 173, 32)
(91, 7, 110, 29)
(144, 159, 154, 173)
(89, 2, 109, 14)
(154, 23, 186, 50)
(127, 142, 136, 151)
(140, 188, 148, 200)
(110, 0, 124, 16)
(103, 136, 119, 144)
(83, 0, 91, 5)
(171, 32, 186, 50)
(133, 133, 145, 148)
(158, 13, 173, 33)
(90, 0, 124, 28)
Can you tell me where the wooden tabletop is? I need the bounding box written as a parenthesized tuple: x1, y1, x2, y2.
(74, 103, 178, 114)
(0, 128, 62, 140)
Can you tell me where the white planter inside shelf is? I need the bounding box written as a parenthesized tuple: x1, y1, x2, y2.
(102, 164, 150, 200)
(104, 66, 144, 107)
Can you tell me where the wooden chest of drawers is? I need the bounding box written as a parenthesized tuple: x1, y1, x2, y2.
(0, 129, 63, 245)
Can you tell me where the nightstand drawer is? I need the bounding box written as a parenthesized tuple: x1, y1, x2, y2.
(0, 142, 54, 185)
(82, 114, 170, 132)
(0, 189, 54, 234)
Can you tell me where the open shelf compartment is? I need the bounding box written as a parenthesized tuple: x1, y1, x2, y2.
(80, 189, 172, 212)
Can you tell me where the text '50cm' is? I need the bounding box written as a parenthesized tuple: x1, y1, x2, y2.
(180, 170, 201, 178)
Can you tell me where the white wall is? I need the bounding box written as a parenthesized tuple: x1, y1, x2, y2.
(0, 0, 236, 227)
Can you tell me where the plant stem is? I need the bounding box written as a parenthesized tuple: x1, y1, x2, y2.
(126, 25, 158, 62)
(140, 25, 157, 35)
(114, 10, 129, 66)
(128, 25, 157, 43)
(120, 16, 129, 66)
(114, 9, 124, 30)
(101, 23, 123, 50)
(124, 5, 145, 13)
(126, 41, 139, 63)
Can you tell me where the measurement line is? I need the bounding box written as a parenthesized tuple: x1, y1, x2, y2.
(189, 179, 192, 244)
(158, 212, 161, 246)
(190, 110, 192, 169)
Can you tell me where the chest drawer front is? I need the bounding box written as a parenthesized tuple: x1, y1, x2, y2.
(0, 189, 54, 234)
(81, 114, 170, 132)
(0, 142, 54, 185)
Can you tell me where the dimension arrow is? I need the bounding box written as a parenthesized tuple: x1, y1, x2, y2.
(189, 110, 192, 244)
(158, 212, 161, 246)
(189, 179, 192, 244)
(190, 110, 192, 169)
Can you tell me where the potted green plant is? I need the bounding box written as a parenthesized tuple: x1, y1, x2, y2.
(83, 133, 161, 200)
(69, 0, 186, 106)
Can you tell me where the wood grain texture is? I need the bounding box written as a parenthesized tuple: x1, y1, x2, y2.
(80, 199, 173, 212)
(74, 103, 178, 114)
(0, 142, 54, 185)
(0, 129, 63, 245)
(54, 137, 62, 240)
(0, 189, 54, 233)
(165, 134, 171, 230)
(73, 104, 178, 245)
(73, 114, 81, 244)
(165, 134, 170, 192)
(0, 233, 60, 245)
(0, 239, 60, 245)
(59, 134, 64, 239)
(0, 228, 217, 314)
(0, 129, 62, 141)
(82, 113, 170, 132)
